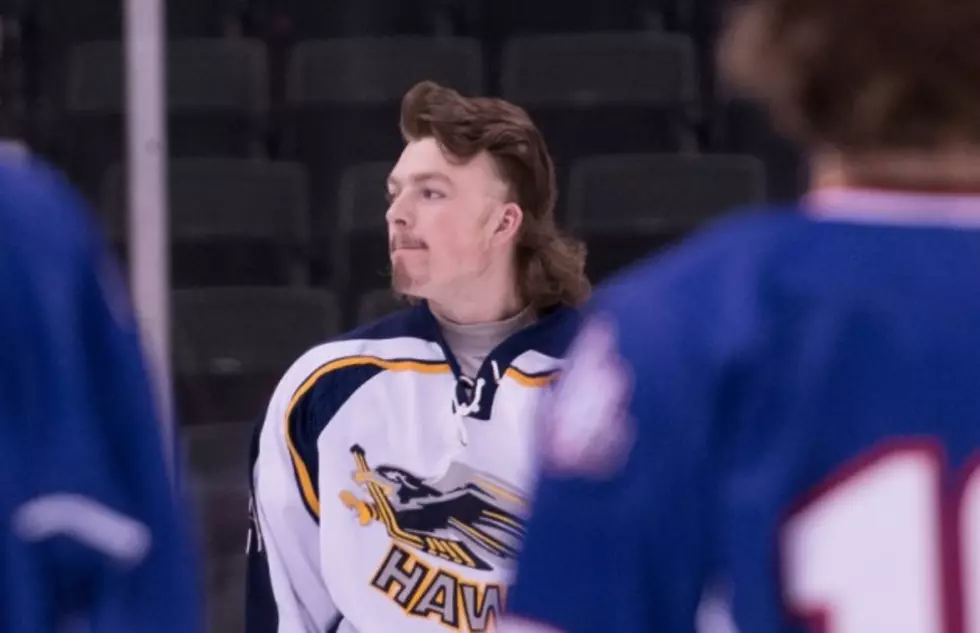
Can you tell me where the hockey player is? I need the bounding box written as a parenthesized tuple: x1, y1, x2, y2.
(0, 157, 200, 631)
(245, 80, 590, 633)
(502, 0, 980, 632)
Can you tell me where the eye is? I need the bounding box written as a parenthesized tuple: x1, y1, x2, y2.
(421, 187, 445, 200)
(385, 189, 396, 203)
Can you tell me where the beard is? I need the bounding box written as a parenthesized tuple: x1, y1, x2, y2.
(391, 259, 412, 293)
(390, 257, 427, 302)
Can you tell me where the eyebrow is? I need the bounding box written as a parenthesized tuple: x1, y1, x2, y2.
(386, 172, 453, 189)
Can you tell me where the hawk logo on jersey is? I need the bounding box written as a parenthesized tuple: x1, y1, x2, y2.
(339, 444, 526, 571)
(339, 445, 523, 631)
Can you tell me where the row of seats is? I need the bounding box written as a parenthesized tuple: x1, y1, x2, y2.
(97, 153, 766, 294)
(7, 0, 245, 41)
(173, 287, 399, 426)
(56, 33, 729, 199)
(55, 34, 799, 215)
(4, 0, 692, 44)
(169, 153, 766, 423)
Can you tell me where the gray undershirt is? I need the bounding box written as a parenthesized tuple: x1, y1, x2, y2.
(434, 306, 536, 379)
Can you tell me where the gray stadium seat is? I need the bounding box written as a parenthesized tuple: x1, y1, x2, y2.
(717, 99, 807, 203)
(173, 287, 341, 424)
(29, 0, 245, 42)
(23, 0, 248, 160)
(203, 546, 246, 633)
(501, 32, 699, 195)
(250, 0, 438, 38)
(205, 551, 246, 633)
(64, 38, 268, 198)
(191, 482, 250, 557)
(477, 0, 646, 39)
(101, 159, 310, 286)
(182, 422, 252, 633)
(286, 36, 482, 105)
(167, 0, 248, 37)
(188, 480, 247, 633)
(566, 153, 766, 279)
(283, 37, 484, 252)
(357, 289, 408, 326)
(334, 160, 393, 295)
(182, 422, 254, 487)
(67, 39, 267, 114)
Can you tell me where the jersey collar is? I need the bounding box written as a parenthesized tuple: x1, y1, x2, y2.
(415, 301, 581, 421)
(805, 187, 980, 228)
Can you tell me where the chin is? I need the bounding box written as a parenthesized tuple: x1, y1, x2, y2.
(391, 267, 430, 299)
(390, 289, 425, 306)
(393, 283, 431, 299)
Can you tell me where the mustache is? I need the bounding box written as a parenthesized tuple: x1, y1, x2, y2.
(389, 235, 427, 250)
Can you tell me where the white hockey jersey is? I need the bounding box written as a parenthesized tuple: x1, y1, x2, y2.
(245, 301, 581, 633)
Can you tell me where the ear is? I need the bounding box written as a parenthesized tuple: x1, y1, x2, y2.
(492, 202, 524, 245)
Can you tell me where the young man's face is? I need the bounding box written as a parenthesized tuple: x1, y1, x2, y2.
(386, 137, 515, 302)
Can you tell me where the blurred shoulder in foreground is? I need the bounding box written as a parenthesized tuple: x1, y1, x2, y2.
(504, 0, 980, 631)
(0, 157, 201, 633)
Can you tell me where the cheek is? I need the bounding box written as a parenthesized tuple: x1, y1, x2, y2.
(426, 218, 470, 259)
(438, 230, 486, 272)
(420, 209, 492, 275)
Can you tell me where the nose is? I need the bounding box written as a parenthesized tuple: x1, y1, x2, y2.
(385, 194, 412, 228)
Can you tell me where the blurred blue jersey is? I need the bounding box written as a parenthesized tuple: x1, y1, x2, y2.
(507, 190, 980, 633)
(0, 159, 200, 632)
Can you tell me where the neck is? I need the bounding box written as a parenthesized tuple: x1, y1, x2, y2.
(428, 263, 526, 325)
(429, 289, 526, 325)
(811, 148, 980, 194)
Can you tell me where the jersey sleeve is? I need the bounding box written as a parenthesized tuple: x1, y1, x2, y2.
(1, 164, 200, 632)
(505, 289, 723, 633)
(246, 362, 344, 633)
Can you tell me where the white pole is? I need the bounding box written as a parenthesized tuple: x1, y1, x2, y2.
(125, 0, 172, 472)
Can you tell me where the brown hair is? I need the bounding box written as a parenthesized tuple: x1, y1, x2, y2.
(719, 0, 980, 152)
(399, 80, 591, 310)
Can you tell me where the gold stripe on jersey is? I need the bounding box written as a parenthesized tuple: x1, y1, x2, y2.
(285, 355, 452, 518)
(504, 367, 559, 388)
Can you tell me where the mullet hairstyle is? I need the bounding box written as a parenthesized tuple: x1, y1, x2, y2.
(398, 80, 591, 310)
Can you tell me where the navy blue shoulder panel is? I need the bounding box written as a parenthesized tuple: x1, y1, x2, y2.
(286, 360, 386, 521)
(283, 301, 453, 518)
(336, 303, 441, 344)
(524, 304, 582, 358)
(333, 301, 579, 371)
(245, 418, 279, 633)
(488, 304, 582, 369)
